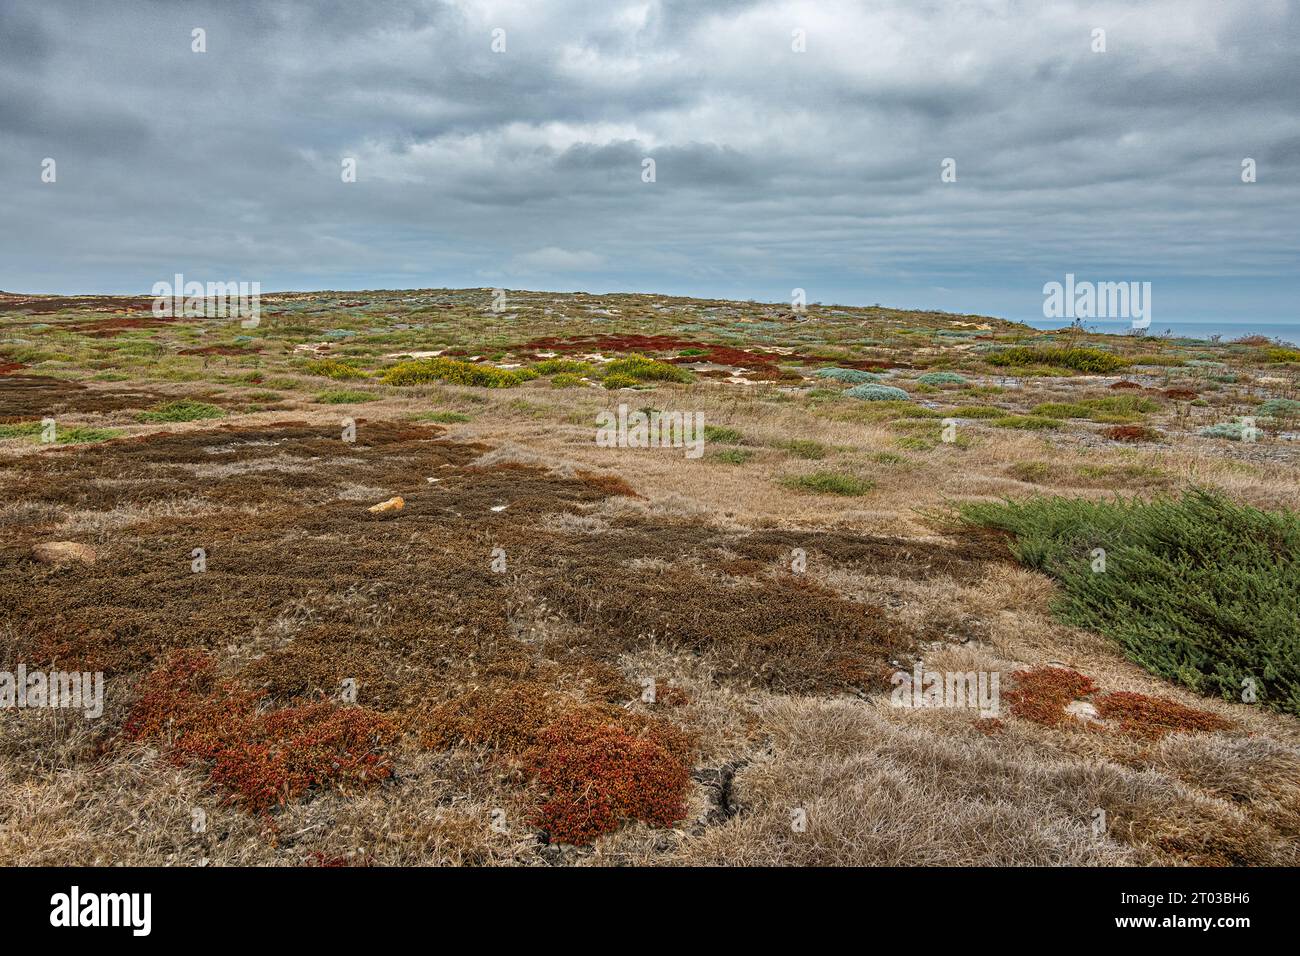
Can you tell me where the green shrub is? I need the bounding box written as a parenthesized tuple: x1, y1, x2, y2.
(602, 356, 692, 383)
(602, 373, 641, 390)
(945, 405, 1005, 419)
(915, 371, 969, 386)
(1007, 461, 1054, 483)
(57, 426, 123, 444)
(1032, 396, 1157, 422)
(989, 415, 1062, 430)
(958, 489, 1300, 714)
(703, 425, 744, 444)
(814, 367, 882, 384)
(1198, 420, 1257, 441)
(301, 358, 369, 380)
(987, 346, 1129, 374)
(413, 410, 471, 423)
(314, 390, 378, 404)
(136, 400, 225, 422)
(1257, 398, 1300, 419)
(0, 422, 43, 439)
(380, 357, 529, 388)
(1263, 347, 1300, 364)
(534, 358, 595, 376)
(550, 373, 585, 389)
(895, 436, 934, 451)
(0, 422, 121, 444)
(782, 439, 827, 460)
(844, 383, 910, 402)
(712, 448, 753, 465)
(780, 471, 875, 496)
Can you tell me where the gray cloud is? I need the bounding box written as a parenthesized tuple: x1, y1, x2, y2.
(1, 0, 1296, 324)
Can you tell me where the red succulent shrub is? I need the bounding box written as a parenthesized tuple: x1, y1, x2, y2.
(523, 708, 692, 845)
(124, 651, 397, 813)
(1094, 691, 1232, 740)
(1004, 667, 1098, 726)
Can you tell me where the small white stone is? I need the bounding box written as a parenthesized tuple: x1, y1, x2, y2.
(1065, 700, 1100, 722)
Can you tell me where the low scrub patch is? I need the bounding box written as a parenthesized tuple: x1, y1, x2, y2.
(959, 490, 1300, 714)
(380, 357, 531, 388)
(945, 405, 1004, 419)
(524, 708, 692, 845)
(602, 373, 641, 390)
(1093, 691, 1231, 740)
(1198, 420, 1255, 441)
(301, 358, 369, 380)
(1258, 398, 1300, 419)
(844, 383, 909, 401)
(989, 415, 1062, 430)
(124, 651, 398, 813)
(1104, 424, 1159, 442)
(602, 355, 692, 383)
(712, 448, 753, 464)
(314, 390, 378, 404)
(814, 367, 881, 384)
(136, 400, 225, 422)
(915, 371, 968, 386)
(987, 346, 1129, 374)
(412, 410, 471, 423)
(1007, 461, 1054, 483)
(1032, 395, 1158, 422)
(780, 471, 874, 496)
(0, 421, 121, 444)
(1005, 667, 1098, 726)
(533, 358, 595, 376)
(703, 424, 744, 444)
(782, 439, 827, 459)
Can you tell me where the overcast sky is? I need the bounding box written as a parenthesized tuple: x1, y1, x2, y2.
(2, 0, 1296, 325)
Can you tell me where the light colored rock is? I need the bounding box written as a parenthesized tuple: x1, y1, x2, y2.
(32, 541, 97, 565)
(1065, 700, 1101, 723)
(368, 496, 404, 514)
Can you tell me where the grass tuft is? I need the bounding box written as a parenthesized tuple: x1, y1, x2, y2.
(780, 471, 875, 496)
(136, 400, 225, 422)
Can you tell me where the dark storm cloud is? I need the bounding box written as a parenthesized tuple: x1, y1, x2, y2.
(0, 0, 1296, 323)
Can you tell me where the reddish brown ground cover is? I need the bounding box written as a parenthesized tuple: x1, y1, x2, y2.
(123, 651, 398, 814)
(1006, 667, 1233, 740)
(524, 708, 693, 845)
(1094, 691, 1233, 740)
(1104, 424, 1159, 442)
(1005, 667, 1099, 726)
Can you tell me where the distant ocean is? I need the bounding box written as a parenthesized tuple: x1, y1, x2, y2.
(1020, 318, 1300, 345)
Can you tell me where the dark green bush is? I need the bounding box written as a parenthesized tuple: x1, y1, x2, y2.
(959, 489, 1300, 714)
